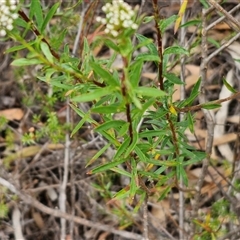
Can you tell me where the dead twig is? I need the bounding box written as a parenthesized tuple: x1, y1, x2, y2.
(0, 176, 144, 240)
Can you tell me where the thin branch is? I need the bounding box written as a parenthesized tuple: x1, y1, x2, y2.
(179, 2, 187, 238)
(12, 205, 25, 240)
(193, 7, 214, 226)
(204, 31, 240, 64)
(177, 91, 240, 113)
(18, 10, 60, 60)
(143, 196, 149, 240)
(206, 0, 240, 31)
(206, 3, 240, 31)
(0, 177, 144, 240)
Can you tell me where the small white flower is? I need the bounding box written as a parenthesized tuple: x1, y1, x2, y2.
(0, 0, 19, 37)
(132, 23, 138, 30)
(111, 30, 118, 37)
(101, 18, 107, 25)
(96, 16, 102, 22)
(0, 29, 6, 36)
(96, 0, 138, 37)
(104, 28, 110, 34)
(102, 5, 107, 12)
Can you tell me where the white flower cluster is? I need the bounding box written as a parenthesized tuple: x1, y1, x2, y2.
(96, 0, 138, 37)
(0, 0, 19, 37)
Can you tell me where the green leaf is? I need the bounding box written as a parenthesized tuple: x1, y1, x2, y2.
(164, 46, 189, 56)
(180, 19, 202, 28)
(41, 2, 60, 32)
(135, 145, 147, 162)
(114, 137, 131, 160)
(135, 53, 160, 62)
(95, 120, 126, 132)
(176, 157, 188, 186)
(53, 29, 67, 49)
(40, 42, 54, 63)
(91, 104, 123, 114)
(143, 16, 154, 24)
(124, 133, 139, 158)
(135, 87, 166, 98)
(112, 188, 130, 200)
(70, 104, 97, 136)
(164, 73, 184, 85)
(202, 103, 221, 110)
(223, 77, 237, 93)
(188, 78, 201, 103)
(119, 38, 132, 57)
(129, 158, 138, 204)
(134, 38, 153, 51)
(71, 86, 115, 102)
(139, 130, 168, 138)
(129, 60, 143, 88)
(135, 34, 158, 56)
(30, 0, 43, 29)
(104, 39, 120, 52)
(11, 58, 43, 66)
(111, 167, 131, 177)
(207, 37, 220, 48)
(5, 41, 34, 53)
(89, 61, 119, 87)
(187, 112, 194, 133)
(158, 186, 171, 201)
(159, 15, 177, 33)
(86, 143, 111, 167)
(0, 204, 9, 218)
(89, 158, 126, 174)
(200, 0, 209, 8)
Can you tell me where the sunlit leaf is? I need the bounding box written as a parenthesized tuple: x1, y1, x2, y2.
(11, 58, 43, 66)
(135, 87, 166, 98)
(174, 0, 188, 34)
(71, 86, 115, 102)
(40, 42, 54, 63)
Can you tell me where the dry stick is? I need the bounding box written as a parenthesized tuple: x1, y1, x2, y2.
(177, 90, 240, 114)
(192, 7, 215, 230)
(0, 177, 143, 240)
(12, 205, 25, 240)
(143, 196, 149, 240)
(67, 3, 87, 239)
(207, 0, 240, 31)
(207, 3, 240, 32)
(178, 3, 187, 239)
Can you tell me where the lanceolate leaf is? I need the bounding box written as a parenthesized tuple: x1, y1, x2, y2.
(41, 2, 60, 32)
(89, 61, 119, 87)
(164, 72, 184, 85)
(164, 46, 189, 55)
(135, 87, 166, 98)
(11, 58, 43, 66)
(202, 103, 221, 110)
(71, 86, 115, 102)
(30, 0, 43, 30)
(160, 15, 177, 33)
(223, 77, 237, 93)
(40, 42, 54, 63)
(88, 158, 126, 174)
(135, 34, 158, 56)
